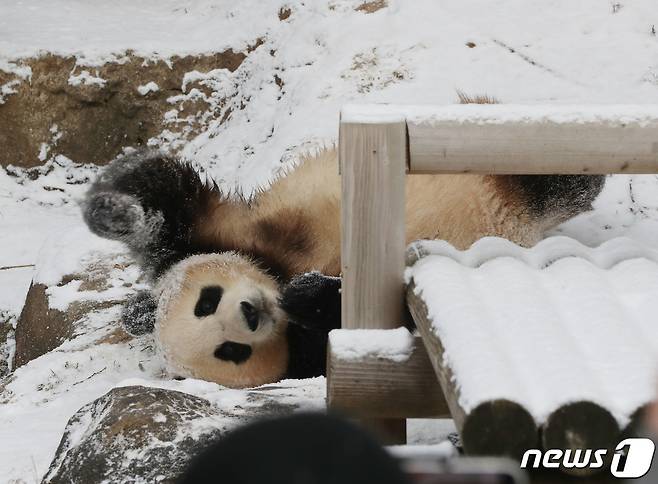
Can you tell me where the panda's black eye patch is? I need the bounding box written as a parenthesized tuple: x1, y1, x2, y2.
(214, 342, 252, 364)
(194, 286, 223, 317)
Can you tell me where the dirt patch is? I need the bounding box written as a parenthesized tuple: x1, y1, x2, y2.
(0, 46, 259, 168)
(355, 0, 387, 14)
(278, 6, 292, 20)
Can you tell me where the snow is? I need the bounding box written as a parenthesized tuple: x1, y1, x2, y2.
(342, 103, 658, 126)
(406, 236, 658, 276)
(67, 70, 106, 87)
(34, 227, 124, 286)
(407, 236, 658, 425)
(1, 0, 658, 481)
(329, 328, 414, 362)
(137, 81, 159, 96)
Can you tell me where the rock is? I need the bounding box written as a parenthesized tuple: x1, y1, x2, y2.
(43, 386, 224, 484)
(14, 282, 73, 367)
(0, 47, 259, 168)
(43, 385, 299, 484)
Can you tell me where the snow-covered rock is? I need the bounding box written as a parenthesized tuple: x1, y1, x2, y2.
(14, 228, 146, 367)
(43, 386, 234, 482)
(43, 384, 310, 483)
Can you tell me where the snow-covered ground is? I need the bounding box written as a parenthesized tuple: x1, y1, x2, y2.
(2, 0, 658, 481)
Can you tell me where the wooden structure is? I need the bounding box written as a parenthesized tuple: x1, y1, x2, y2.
(328, 104, 658, 455)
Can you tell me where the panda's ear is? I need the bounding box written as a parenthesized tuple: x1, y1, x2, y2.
(121, 290, 157, 336)
(280, 272, 341, 332)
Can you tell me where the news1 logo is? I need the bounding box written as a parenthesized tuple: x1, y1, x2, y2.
(520, 438, 655, 478)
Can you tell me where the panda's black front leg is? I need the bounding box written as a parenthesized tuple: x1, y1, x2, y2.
(83, 150, 216, 279)
(280, 272, 342, 332)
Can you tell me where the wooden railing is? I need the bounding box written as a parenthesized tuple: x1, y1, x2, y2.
(328, 104, 658, 445)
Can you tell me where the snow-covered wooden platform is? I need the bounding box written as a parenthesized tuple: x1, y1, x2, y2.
(406, 236, 658, 458)
(330, 103, 658, 455)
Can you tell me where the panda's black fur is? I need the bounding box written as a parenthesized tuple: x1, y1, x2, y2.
(84, 148, 604, 386)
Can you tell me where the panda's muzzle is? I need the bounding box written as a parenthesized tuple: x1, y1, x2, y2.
(214, 341, 252, 364)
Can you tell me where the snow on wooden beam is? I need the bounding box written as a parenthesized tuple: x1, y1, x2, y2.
(327, 330, 450, 419)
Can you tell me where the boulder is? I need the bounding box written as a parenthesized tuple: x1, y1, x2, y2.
(43, 385, 299, 483)
(43, 386, 225, 484)
(14, 282, 73, 367)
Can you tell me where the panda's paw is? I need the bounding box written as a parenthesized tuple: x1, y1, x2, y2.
(83, 191, 146, 240)
(121, 290, 157, 336)
(281, 272, 341, 332)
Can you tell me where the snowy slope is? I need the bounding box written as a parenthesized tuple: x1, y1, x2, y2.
(1, 0, 658, 481)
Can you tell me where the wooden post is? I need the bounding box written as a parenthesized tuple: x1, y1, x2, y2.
(333, 111, 408, 443)
(339, 115, 407, 329)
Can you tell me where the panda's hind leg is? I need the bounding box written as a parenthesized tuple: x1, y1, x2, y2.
(494, 174, 606, 226)
(83, 150, 216, 279)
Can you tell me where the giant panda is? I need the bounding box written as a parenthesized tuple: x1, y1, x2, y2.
(83, 145, 604, 388)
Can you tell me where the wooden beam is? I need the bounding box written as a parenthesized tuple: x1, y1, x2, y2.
(407, 282, 539, 459)
(327, 335, 450, 419)
(408, 115, 658, 174)
(339, 115, 407, 329)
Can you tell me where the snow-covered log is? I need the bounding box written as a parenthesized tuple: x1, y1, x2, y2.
(406, 237, 658, 470)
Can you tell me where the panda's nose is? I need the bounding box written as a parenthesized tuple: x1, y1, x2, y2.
(240, 301, 260, 331)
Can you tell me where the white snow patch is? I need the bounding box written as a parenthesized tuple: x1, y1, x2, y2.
(342, 103, 658, 126)
(329, 328, 414, 362)
(0, 79, 21, 104)
(137, 81, 159, 96)
(33, 226, 126, 287)
(68, 70, 106, 87)
(0, 59, 31, 79)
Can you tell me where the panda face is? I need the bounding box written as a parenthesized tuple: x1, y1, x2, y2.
(155, 253, 289, 389)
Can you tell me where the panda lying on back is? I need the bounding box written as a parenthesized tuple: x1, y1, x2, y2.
(84, 148, 604, 388)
